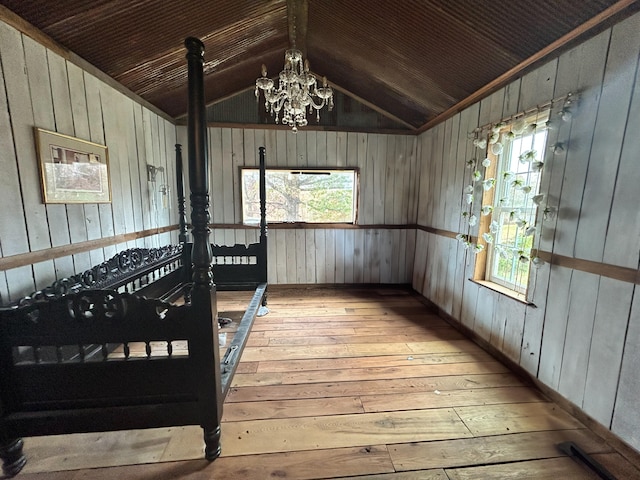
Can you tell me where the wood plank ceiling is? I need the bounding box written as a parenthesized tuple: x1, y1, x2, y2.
(1, 0, 638, 130)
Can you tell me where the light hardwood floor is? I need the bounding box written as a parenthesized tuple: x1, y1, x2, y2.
(14, 287, 640, 479)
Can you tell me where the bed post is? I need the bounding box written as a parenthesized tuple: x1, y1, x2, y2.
(176, 144, 188, 245)
(175, 144, 191, 287)
(259, 146, 268, 305)
(185, 36, 223, 461)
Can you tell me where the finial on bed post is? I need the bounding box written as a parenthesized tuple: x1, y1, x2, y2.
(175, 144, 188, 244)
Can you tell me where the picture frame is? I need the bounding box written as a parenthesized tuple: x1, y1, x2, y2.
(34, 128, 111, 204)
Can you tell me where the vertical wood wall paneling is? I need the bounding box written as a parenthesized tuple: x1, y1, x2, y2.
(582, 278, 634, 426)
(373, 134, 386, 225)
(324, 228, 335, 283)
(295, 229, 306, 284)
(2, 25, 58, 298)
(362, 134, 375, 225)
(343, 228, 354, 283)
(574, 16, 640, 263)
(101, 87, 129, 241)
(415, 134, 427, 226)
(44, 47, 75, 277)
(336, 131, 347, 167)
(314, 227, 325, 283)
(210, 128, 224, 225)
(602, 43, 640, 269)
(537, 30, 608, 389)
(521, 32, 604, 375)
(84, 70, 107, 262)
(384, 135, 396, 224)
(552, 34, 608, 258)
(0, 24, 34, 302)
(334, 229, 345, 284)
(232, 128, 244, 228)
(67, 62, 96, 268)
(441, 115, 461, 316)
(221, 128, 235, 225)
(407, 136, 419, 224)
(133, 104, 152, 247)
(305, 227, 316, 283)
(67, 62, 104, 270)
(166, 119, 178, 244)
(400, 136, 411, 225)
(556, 270, 599, 404)
(451, 103, 480, 322)
(611, 288, 640, 451)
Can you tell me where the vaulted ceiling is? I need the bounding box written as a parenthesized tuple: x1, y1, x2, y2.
(1, 0, 638, 131)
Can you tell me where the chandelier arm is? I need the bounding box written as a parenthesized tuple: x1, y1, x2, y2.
(306, 95, 327, 110)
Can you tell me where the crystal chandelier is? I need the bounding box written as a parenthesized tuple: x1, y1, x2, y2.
(255, 49, 334, 132)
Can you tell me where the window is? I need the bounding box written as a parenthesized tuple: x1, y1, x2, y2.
(476, 113, 549, 297)
(241, 168, 358, 224)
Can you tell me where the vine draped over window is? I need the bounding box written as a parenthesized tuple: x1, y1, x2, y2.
(457, 92, 576, 298)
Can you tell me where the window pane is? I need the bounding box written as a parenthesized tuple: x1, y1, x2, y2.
(485, 120, 548, 295)
(241, 169, 357, 223)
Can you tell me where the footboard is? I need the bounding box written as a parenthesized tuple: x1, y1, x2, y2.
(0, 292, 215, 437)
(212, 242, 266, 290)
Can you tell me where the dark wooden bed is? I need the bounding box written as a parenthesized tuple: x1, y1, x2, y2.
(0, 37, 267, 477)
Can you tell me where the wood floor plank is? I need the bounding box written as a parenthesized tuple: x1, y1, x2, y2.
(255, 352, 497, 373)
(362, 386, 547, 413)
(340, 470, 449, 480)
(221, 409, 472, 456)
(266, 330, 464, 346)
(22, 428, 175, 474)
(389, 429, 611, 471)
(250, 317, 450, 331)
(445, 456, 602, 479)
(454, 402, 585, 436)
(222, 396, 364, 421)
(226, 373, 527, 403)
(18, 445, 395, 480)
(232, 361, 510, 387)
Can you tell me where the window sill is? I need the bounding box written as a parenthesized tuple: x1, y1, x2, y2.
(470, 279, 536, 307)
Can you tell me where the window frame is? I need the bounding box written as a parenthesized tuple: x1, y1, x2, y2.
(473, 113, 549, 301)
(239, 166, 360, 225)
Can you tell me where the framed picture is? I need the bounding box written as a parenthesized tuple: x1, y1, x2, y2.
(34, 128, 111, 204)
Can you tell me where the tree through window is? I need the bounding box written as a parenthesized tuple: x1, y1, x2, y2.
(241, 168, 358, 224)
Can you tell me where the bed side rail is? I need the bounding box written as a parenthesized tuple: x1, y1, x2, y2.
(219, 283, 266, 398)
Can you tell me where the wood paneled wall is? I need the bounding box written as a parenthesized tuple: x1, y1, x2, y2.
(0, 20, 178, 303)
(413, 12, 640, 451)
(176, 127, 419, 285)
